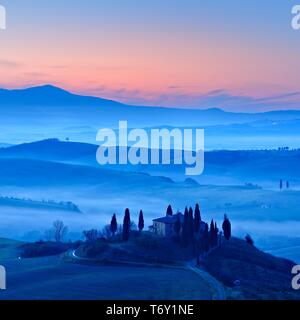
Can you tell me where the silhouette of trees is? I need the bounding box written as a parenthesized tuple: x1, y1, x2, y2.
(166, 204, 173, 216)
(101, 225, 113, 238)
(280, 179, 283, 190)
(245, 234, 254, 246)
(123, 208, 131, 242)
(52, 220, 68, 243)
(173, 215, 181, 236)
(210, 220, 215, 247)
(181, 207, 189, 247)
(203, 223, 210, 254)
(138, 210, 144, 232)
(194, 203, 201, 233)
(188, 207, 194, 240)
(222, 215, 231, 240)
(214, 222, 219, 246)
(83, 229, 98, 242)
(181, 207, 195, 247)
(110, 214, 118, 236)
(286, 181, 290, 189)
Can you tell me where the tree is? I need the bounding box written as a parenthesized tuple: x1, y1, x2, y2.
(138, 210, 144, 232)
(287, 181, 290, 189)
(188, 207, 194, 240)
(123, 208, 131, 241)
(166, 204, 173, 216)
(245, 234, 254, 246)
(210, 220, 215, 248)
(280, 179, 283, 190)
(110, 214, 118, 236)
(214, 222, 219, 246)
(52, 220, 68, 242)
(222, 215, 231, 240)
(194, 203, 201, 234)
(181, 207, 189, 247)
(173, 215, 181, 236)
(203, 223, 210, 254)
(83, 229, 98, 242)
(100, 225, 112, 238)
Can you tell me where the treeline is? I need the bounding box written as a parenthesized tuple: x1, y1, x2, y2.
(166, 204, 231, 262)
(83, 208, 145, 242)
(82, 204, 232, 259)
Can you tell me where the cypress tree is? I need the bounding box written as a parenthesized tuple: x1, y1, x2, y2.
(203, 223, 210, 253)
(188, 207, 194, 239)
(138, 210, 144, 232)
(194, 203, 201, 234)
(222, 214, 231, 240)
(110, 214, 118, 236)
(123, 208, 131, 241)
(181, 207, 189, 247)
(210, 220, 215, 248)
(166, 204, 173, 216)
(214, 222, 219, 246)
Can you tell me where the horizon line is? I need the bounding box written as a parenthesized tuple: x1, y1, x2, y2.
(1, 83, 300, 114)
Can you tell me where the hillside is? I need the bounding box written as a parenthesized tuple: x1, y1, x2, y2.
(0, 157, 174, 187)
(75, 232, 195, 264)
(0, 196, 81, 213)
(71, 233, 300, 300)
(0, 255, 212, 300)
(0, 238, 23, 260)
(203, 237, 300, 300)
(1, 139, 299, 187)
(0, 85, 124, 108)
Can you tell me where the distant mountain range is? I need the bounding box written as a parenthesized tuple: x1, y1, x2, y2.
(1, 85, 300, 148)
(0, 85, 124, 108)
(1, 85, 300, 126)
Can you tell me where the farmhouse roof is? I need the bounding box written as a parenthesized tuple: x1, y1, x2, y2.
(153, 212, 184, 224)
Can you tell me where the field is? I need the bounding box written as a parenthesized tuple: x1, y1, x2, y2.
(0, 255, 212, 300)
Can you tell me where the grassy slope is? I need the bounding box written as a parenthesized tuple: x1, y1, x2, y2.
(76, 233, 300, 300)
(0, 238, 23, 260)
(1, 255, 212, 300)
(203, 237, 300, 300)
(76, 232, 195, 264)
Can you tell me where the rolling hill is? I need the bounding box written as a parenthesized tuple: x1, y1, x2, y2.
(0, 157, 174, 187)
(1, 139, 299, 187)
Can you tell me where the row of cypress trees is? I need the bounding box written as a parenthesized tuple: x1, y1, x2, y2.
(168, 204, 231, 249)
(110, 208, 145, 242)
(110, 204, 231, 245)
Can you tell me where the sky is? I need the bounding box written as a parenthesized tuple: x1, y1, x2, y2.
(0, 0, 300, 111)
